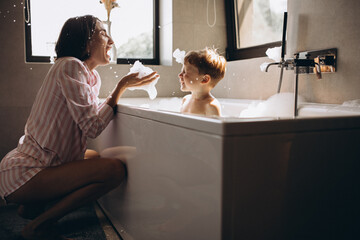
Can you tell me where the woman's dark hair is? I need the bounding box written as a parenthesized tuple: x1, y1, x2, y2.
(55, 15, 99, 61)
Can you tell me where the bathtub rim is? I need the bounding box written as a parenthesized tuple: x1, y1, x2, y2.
(115, 100, 360, 137)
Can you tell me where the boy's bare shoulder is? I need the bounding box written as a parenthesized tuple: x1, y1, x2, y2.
(207, 98, 221, 116)
(210, 97, 220, 106)
(206, 104, 220, 116)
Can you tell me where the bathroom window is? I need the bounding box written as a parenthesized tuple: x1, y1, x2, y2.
(24, 0, 159, 64)
(225, 0, 287, 60)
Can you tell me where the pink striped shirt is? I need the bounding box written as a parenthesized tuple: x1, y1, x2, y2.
(0, 57, 114, 198)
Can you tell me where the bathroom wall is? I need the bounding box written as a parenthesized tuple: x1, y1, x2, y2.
(286, 0, 360, 103)
(1, 0, 360, 158)
(214, 0, 360, 103)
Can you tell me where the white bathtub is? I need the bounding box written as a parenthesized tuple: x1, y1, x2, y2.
(117, 97, 360, 118)
(89, 98, 360, 240)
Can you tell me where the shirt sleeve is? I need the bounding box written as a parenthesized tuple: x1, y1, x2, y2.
(57, 58, 114, 139)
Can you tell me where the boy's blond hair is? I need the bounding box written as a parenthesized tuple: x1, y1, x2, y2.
(184, 48, 227, 86)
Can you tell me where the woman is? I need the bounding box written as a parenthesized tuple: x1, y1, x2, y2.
(0, 15, 158, 240)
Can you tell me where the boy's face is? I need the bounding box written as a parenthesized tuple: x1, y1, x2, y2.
(178, 62, 203, 92)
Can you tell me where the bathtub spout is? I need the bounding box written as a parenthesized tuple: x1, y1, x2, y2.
(265, 62, 281, 72)
(265, 61, 284, 94)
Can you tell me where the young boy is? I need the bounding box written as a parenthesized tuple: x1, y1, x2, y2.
(178, 48, 227, 116)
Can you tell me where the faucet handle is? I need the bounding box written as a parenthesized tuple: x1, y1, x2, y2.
(314, 57, 322, 79)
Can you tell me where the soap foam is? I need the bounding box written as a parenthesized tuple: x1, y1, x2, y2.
(260, 46, 282, 72)
(266, 46, 282, 62)
(157, 97, 182, 112)
(240, 92, 305, 118)
(342, 99, 360, 108)
(173, 48, 186, 64)
(141, 97, 182, 112)
(127, 60, 160, 100)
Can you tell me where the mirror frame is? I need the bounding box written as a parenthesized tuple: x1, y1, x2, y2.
(225, 0, 282, 61)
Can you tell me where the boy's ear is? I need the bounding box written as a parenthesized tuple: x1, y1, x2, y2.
(201, 74, 211, 84)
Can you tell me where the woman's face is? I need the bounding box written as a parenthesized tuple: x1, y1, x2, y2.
(87, 20, 114, 67)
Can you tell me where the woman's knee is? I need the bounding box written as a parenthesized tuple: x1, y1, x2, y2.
(101, 158, 127, 184)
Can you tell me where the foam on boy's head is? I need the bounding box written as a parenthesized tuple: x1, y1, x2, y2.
(173, 49, 186, 64)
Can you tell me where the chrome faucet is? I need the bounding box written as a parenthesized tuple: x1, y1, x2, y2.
(265, 48, 337, 117)
(265, 56, 320, 117)
(263, 12, 337, 117)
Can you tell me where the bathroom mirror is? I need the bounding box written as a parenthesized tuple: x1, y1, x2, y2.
(225, 0, 287, 60)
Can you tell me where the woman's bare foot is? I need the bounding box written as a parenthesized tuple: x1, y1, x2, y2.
(17, 204, 45, 220)
(21, 222, 72, 240)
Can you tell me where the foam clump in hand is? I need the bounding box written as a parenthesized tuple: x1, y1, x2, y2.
(127, 60, 160, 100)
(173, 48, 186, 64)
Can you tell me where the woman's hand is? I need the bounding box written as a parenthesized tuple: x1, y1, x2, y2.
(120, 72, 159, 89)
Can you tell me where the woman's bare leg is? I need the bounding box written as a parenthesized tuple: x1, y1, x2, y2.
(17, 202, 45, 220)
(17, 149, 101, 220)
(6, 157, 126, 240)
